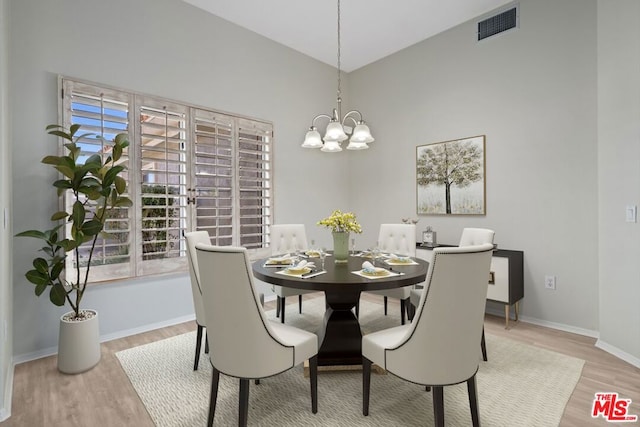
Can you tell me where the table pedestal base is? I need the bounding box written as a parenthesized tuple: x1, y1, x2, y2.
(316, 290, 363, 366)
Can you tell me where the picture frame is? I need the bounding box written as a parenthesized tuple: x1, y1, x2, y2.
(416, 135, 486, 215)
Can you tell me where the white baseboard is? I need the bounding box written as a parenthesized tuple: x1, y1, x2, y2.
(485, 306, 599, 338)
(595, 339, 640, 369)
(0, 362, 13, 422)
(12, 314, 197, 366)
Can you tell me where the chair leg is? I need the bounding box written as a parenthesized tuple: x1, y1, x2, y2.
(481, 327, 488, 361)
(383, 296, 388, 315)
(239, 378, 250, 427)
(408, 302, 416, 321)
(194, 325, 203, 370)
(280, 297, 286, 323)
(299, 294, 303, 314)
(276, 297, 281, 318)
(207, 367, 220, 427)
(467, 375, 481, 427)
(400, 299, 406, 325)
(205, 334, 209, 354)
(433, 386, 445, 427)
(362, 357, 372, 416)
(309, 355, 318, 413)
(355, 300, 360, 318)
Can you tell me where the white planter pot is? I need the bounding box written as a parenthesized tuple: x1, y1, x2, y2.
(57, 309, 101, 374)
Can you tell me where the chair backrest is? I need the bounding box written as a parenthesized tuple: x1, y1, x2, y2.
(384, 244, 494, 385)
(185, 231, 211, 325)
(195, 244, 295, 378)
(270, 224, 309, 254)
(377, 224, 416, 257)
(459, 228, 495, 246)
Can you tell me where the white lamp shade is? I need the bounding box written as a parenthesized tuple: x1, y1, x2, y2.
(321, 140, 343, 152)
(323, 121, 348, 142)
(301, 129, 323, 148)
(350, 123, 374, 143)
(346, 140, 369, 150)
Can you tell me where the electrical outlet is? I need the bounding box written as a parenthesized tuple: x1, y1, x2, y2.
(544, 275, 556, 290)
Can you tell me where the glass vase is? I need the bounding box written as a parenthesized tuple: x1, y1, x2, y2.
(332, 231, 350, 263)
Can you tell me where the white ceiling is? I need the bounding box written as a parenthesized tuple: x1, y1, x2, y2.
(182, 0, 513, 72)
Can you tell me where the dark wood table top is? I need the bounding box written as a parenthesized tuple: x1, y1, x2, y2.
(252, 254, 428, 292)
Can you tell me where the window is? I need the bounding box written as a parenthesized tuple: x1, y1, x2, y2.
(60, 78, 272, 282)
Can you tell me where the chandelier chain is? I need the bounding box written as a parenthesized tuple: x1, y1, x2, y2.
(336, 0, 341, 100)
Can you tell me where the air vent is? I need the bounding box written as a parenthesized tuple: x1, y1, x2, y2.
(477, 4, 519, 41)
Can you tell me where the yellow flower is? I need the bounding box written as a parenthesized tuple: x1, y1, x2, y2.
(317, 210, 362, 234)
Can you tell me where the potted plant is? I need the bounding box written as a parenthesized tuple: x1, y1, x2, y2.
(16, 124, 131, 373)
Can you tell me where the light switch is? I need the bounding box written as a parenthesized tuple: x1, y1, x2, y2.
(626, 205, 637, 223)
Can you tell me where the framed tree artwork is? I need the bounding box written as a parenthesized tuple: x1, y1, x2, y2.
(416, 135, 486, 215)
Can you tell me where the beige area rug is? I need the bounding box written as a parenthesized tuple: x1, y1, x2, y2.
(116, 297, 585, 426)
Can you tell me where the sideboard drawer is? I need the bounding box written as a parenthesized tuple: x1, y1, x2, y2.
(487, 256, 509, 303)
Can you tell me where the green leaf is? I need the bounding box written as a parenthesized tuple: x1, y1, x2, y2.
(50, 262, 64, 281)
(69, 124, 81, 137)
(114, 133, 128, 145)
(114, 176, 126, 194)
(25, 269, 49, 286)
(81, 219, 103, 236)
(54, 165, 75, 179)
(41, 155, 62, 165)
(50, 211, 69, 221)
(46, 124, 63, 131)
(115, 196, 133, 208)
(16, 230, 48, 240)
(84, 154, 102, 167)
(103, 165, 124, 187)
(49, 284, 67, 306)
(72, 201, 85, 225)
(80, 177, 101, 188)
(85, 189, 102, 200)
(59, 238, 79, 251)
(34, 282, 47, 296)
(33, 258, 48, 273)
(48, 130, 72, 141)
(53, 180, 72, 189)
(112, 145, 122, 162)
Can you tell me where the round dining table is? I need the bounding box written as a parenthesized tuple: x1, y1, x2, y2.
(252, 254, 429, 366)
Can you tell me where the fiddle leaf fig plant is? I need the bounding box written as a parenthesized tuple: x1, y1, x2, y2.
(16, 124, 132, 319)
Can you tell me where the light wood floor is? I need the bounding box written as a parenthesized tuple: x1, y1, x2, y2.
(2, 294, 639, 427)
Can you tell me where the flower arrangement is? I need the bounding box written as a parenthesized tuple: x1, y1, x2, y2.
(317, 210, 362, 234)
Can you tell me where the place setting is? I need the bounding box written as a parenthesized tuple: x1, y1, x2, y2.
(352, 260, 404, 279)
(274, 256, 328, 279)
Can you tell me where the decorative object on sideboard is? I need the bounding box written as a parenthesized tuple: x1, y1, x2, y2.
(421, 226, 438, 248)
(300, 0, 374, 153)
(416, 135, 486, 215)
(16, 124, 132, 374)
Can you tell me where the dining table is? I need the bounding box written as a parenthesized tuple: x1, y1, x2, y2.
(252, 253, 429, 367)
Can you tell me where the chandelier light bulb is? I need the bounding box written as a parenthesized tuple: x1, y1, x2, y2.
(301, 128, 323, 148)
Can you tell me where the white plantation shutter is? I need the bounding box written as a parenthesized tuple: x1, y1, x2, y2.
(237, 119, 272, 249)
(137, 100, 189, 275)
(191, 110, 235, 246)
(61, 80, 134, 282)
(60, 77, 273, 282)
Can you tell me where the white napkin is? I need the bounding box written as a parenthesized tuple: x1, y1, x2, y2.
(270, 253, 291, 262)
(389, 254, 411, 261)
(289, 260, 316, 270)
(362, 261, 375, 272)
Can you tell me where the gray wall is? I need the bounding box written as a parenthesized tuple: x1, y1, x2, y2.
(1, 0, 13, 420)
(8, 0, 349, 362)
(348, 0, 599, 332)
(597, 0, 640, 363)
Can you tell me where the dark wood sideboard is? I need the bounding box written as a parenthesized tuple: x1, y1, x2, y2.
(415, 245, 524, 329)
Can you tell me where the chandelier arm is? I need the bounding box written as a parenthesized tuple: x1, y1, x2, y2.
(341, 110, 364, 125)
(310, 114, 333, 128)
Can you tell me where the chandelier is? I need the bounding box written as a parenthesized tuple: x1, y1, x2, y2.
(301, 0, 375, 153)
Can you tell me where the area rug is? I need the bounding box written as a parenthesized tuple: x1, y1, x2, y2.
(116, 297, 585, 426)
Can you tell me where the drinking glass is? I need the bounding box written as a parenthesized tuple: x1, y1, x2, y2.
(350, 238, 356, 255)
(319, 247, 327, 270)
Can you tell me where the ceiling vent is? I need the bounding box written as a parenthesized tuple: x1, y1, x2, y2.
(477, 4, 519, 41)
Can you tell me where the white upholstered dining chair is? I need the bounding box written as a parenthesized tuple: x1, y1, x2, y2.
(195, 244, 319, 427)
(185, 231, 212, 370)
(362, 244, 494, 427)
(410, 227, 495, 360)
(270, 224, 317, 323)
(360, 223, 416, 324)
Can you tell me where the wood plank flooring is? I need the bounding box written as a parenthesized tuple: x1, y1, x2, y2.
(2, 294, 639, 426)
